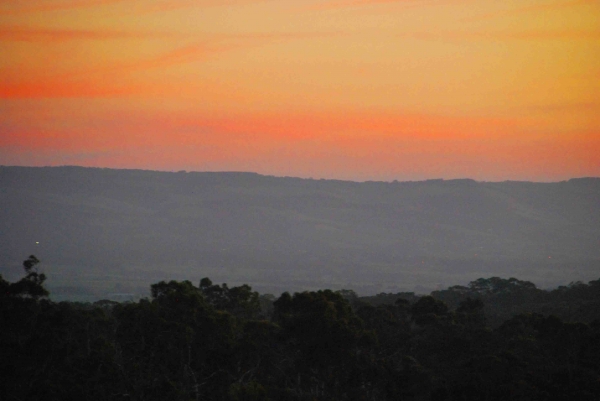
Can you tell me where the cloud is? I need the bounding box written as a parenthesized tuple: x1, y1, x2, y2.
(0, 0, 272, 16)
(166, 110, 521, 145)
(399, 29, 600, 42)
(465, 0, 598, 21)
(527, 102, 600, 113)
(305, 0, 460, 12)
(0, 22, 340, 44)
(0, 26, 165, 42)
(0, 29, 342, 98)
(3, 103, 597, 179)
(0, 81, 143, 99)
(121, 42, 229, 71)
(0, 0, 126, 15)
(500, 30, 600, 40)
(136, 0, 272, 14)
(4, 108, 597, 179)
(76, 31, 336, 77)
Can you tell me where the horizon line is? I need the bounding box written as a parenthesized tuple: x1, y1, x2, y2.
(1, 164, 598, 184)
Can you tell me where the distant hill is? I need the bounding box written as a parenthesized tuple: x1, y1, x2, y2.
(1, 166, 599, 299)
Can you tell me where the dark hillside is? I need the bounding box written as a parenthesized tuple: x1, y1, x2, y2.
(1, 166, 599, 299)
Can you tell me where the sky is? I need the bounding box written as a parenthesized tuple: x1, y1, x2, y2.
(1, 0, 599, 181)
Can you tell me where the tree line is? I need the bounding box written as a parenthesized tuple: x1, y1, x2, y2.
(2, 256, 600, 400)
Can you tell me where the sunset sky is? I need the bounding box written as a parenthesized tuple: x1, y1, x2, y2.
(1, 0, 599, 181)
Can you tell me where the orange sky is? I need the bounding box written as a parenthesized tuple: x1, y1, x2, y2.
(1, 0, 599, 181)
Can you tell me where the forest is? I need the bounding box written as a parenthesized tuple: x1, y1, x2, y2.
(2, 256, 600, 401)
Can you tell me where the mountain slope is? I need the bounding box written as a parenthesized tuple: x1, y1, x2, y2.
(1, 166, 598, 298)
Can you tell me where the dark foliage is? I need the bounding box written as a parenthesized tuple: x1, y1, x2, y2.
(2, 257, 600, 400)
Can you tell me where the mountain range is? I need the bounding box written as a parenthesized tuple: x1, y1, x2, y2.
(1, 166, 598, 300)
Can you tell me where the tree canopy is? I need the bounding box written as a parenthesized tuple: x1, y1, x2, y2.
(2, 258, 600, 400)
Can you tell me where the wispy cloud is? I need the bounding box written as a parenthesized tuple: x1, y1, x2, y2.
(400, 29, 600, 41)
(79, 30, 343, 84)
(0, 108, 520, 151)
(496, 30, 600, 41)
(305, 0, 461, 12)
(0, 23, 341, 43)
(120, 42, 229, 71)
(0, 81, 143, 99)
(3, 104, 596, 179)
(0, 41, 224, 98)
(0, 0, 126, 15)
(172, 110, 521, 143)
(526, 101, 600, 114)
(137, 0, 272, 14)
(0, 0, 272, 16)
(81, 30, 341, 74)
(0, 26, 165, 42)
(465, 0, 597, 21)
(0, 29, 343, 98)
